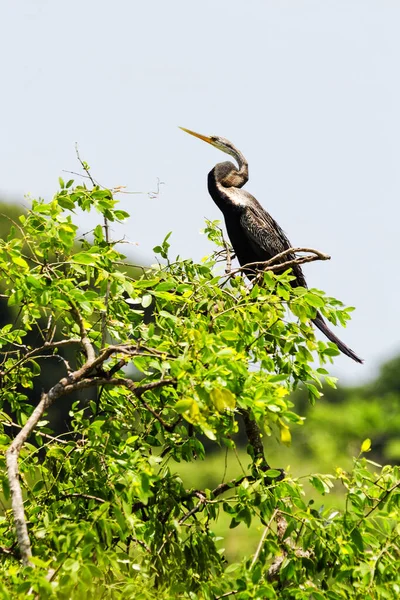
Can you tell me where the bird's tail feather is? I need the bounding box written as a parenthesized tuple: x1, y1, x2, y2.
(312, 312, 363, 364)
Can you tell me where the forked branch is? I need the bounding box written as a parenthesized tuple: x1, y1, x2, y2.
(222, 247, 330, 283)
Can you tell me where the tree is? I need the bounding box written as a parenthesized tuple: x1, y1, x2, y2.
(0, 173, 399, 599)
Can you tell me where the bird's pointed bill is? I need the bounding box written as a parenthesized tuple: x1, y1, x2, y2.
(179, 127, 213, 146)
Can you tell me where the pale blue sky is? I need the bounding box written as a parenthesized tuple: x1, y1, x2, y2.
(1, 1, 399, 383)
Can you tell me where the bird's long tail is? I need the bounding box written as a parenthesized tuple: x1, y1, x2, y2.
(312, 312, 363, 364)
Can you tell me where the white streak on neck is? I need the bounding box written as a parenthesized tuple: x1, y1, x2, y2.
(215, 181, 251, 208)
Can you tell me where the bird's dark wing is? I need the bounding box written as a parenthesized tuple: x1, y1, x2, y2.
(240, 201, 292, 257)
(239, 201, 307, 287)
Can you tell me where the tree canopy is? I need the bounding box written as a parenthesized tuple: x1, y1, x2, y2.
(0, 176, 399, 599)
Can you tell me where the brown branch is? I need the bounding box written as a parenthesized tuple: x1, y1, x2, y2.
(134, 397, 178, 433)
(69, 304, 96, 363)
(127, 536, 151, 554)
(209, 476, 247, 498)
(158, 476, 259, 556)
(0, 544, 18, 558)
(6, 393, 50, 565)
(240, 408, 270, 469)
(223, 247, 330, 282)
(267, 512, 312, 582)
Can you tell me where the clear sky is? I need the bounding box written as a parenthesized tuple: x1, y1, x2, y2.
(1, 1, 399, 384)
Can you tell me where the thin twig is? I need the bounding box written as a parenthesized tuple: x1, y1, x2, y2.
(133, 397, 179, 433)
(214, 591, 238, 600)
(127, 536, 151, 554)
(62, 493, 106, 504)
(75, 144, 97, 187)
(157, 475, 256, 556)
(355, 481, 400, 527)
(1, 339, 80, 378)
(2, 421, 70, 445)
(221, 232, 233, 275)
(250, 508, 278, 569)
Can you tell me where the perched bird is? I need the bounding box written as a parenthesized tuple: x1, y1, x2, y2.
(180, 127, 363, 364)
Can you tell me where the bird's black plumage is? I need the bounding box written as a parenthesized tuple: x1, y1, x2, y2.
(181, 127, 362, 364)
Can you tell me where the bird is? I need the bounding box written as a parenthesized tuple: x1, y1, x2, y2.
(180, 127, 363, 364)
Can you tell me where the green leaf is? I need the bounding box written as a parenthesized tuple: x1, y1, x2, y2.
(280, 425, 291, 446)
(351, 528, 364, 552)
(73, 252, 99, 266)
(202, 426, 216, 440)
(57, 196, 76, 210)
(175, 399, 195, 413)
(11, 255, 29, 269)
(309, 475, 326, 495)
(210, 388, 236, 412)
(220, 330, 238, 341)
(265, 469, 282, 479)
(134, 279, 159, 289)
(305, 292, 325, 308)
(114, 210, 130, 220)
(26, 275, 43, 289)
(141, 294, 152, 308)
(361, 438, 372, 453)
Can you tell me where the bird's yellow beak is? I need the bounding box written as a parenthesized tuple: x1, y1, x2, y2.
(179, 127, 213, 146)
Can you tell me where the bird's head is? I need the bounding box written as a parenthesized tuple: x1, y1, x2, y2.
(179, 127, 241, 163)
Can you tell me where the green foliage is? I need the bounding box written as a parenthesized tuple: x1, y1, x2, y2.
(0, 185, 399, 598)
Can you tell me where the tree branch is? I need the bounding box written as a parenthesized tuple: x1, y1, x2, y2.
(69, 303, 96, 363)
(222, 247, 330, 282)
(1, 339, 80, 378)
(240, 408, 270, 469)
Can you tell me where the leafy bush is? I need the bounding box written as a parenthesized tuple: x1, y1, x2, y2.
(0, 176, 399, 598)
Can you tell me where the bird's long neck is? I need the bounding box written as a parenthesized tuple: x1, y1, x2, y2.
(230, 148, 248, 188)
(208, 143, 250, 212)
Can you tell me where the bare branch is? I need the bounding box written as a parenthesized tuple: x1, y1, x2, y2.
(223, 247, 330, 282)
(75, 143, 97, 187)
